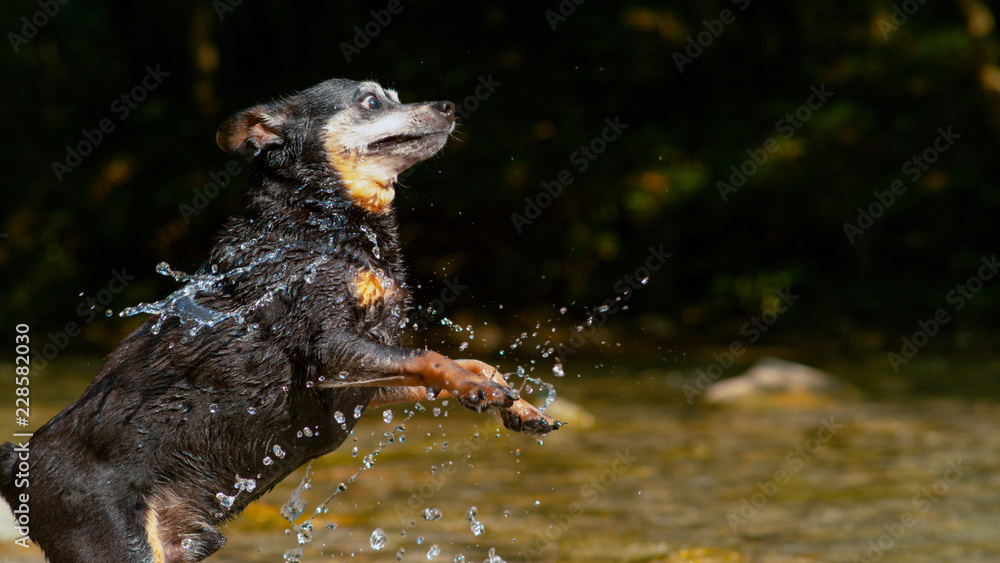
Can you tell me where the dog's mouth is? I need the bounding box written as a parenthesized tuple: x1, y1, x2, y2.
(368, 133, 424, 151)
(367, 129, 448, 153)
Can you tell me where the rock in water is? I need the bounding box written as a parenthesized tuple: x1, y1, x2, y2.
(704, 357, 859, 407)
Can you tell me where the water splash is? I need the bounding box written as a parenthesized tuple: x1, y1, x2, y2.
(281, 463, 313, 523)
(119, 262, 245, 336)
(360, 224, 382, 259)
(233, 475, 256, 493)
(215, 492, 235, 509)
(421, 507, 443, 521)
(283, 410, 416, 556)
(369, 528, 387, 550)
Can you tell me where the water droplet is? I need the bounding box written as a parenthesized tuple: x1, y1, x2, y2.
(363, 454, 375, 468)
(454, 556, 465, 563)
(302, 427, 313, 437)
(559, 307, 568, 314)
(485, 547, 504, 562)
(273, 444, 286, 458)
(305, 380, 314, 388)
(465, 506, 477, 522)
(383, 409, 393, 423)
(263, 456, 273, 466)
(458, 341, 469, 351)
(427, 544, 440, 559)
(432, 407, 441, 417)
(234, 475, 256, 493)
(396, 547, 406, 561)
(421, 507, 443, 521)
(640, 276, 650, 285)
(181, 538, 195, 550)
(209, 403, 219, 413)
(247, 407, 257, 415)
(370, 528, 387, 550)
(216, 492, 236, 509)
(334, 411, 346, 424)
(351, 446, 358, 457)
(596, 304, 610, 313)
(354, 404, 364, 418)
(325, 522, 337, 530)
(552, 363, 565, 377)
(470, 520, 485, 536)
(416, 535, 425, 545)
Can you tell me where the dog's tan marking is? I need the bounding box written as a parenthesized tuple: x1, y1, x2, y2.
(324, 138, 396, 213)
(144, 507, 167, 563)
(354, 269, 394, 307)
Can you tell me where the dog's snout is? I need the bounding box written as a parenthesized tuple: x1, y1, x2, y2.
(433, 100, 455, 123)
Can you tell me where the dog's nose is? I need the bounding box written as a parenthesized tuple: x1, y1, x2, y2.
(433, 101, 455, 123)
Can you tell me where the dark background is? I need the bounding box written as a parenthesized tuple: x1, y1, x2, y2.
(2, 0, 998, 364)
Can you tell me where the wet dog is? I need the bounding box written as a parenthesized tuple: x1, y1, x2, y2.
(0, 78, 560, 563)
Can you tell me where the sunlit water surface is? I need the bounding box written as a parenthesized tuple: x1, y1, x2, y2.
(1, 355, 998, 562)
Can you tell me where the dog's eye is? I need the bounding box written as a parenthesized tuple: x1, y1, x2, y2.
(362, 95, 380, 110)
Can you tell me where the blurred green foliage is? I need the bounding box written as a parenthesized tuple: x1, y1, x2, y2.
(1, 1, 998, 356)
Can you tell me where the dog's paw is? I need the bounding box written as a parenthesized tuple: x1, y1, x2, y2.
(449, 359, 518, 412)
(452, 378, 518, 413)
(500, 399, 565, 436)
(444, 360, 517, 412)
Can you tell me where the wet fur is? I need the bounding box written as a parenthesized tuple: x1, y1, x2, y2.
(0, 78, 559, 563)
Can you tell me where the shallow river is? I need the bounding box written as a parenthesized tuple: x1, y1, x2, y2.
(0, 354, 998, 562)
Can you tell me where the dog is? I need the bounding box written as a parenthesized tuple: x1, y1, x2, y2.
(0, 78, 560, 563)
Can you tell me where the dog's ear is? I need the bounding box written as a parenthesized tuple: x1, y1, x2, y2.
(216, 103, 288, 156)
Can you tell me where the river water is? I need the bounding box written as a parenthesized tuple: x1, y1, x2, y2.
(1, 354, 998, 562)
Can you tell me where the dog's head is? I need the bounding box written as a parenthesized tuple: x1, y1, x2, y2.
(216, 78, 456, 212)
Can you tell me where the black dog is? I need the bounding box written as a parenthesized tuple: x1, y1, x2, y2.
(1, 78, 559, 563)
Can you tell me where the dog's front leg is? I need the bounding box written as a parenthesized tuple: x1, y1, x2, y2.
(317, 333, 517, 413)
(369, 359, 563, 435)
